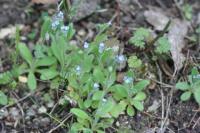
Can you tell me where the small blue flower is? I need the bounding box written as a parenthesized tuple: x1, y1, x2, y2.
(99, 42, 105, 53)
(51, 20, 59, 29)
(102, 98, 107, 102)
(116, 55, 126, 64)
(123, 76, 133, 84)
(75, 65, 81, 75)
(193, 74, 200, 79)
(61, 26, 69, 33)
(83, 42, 89, 49)
(93, 83, 100, 89)
(107, 21, 112, 26)
(57, 11, 64, 20)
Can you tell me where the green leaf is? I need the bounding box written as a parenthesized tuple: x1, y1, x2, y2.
(132, 80, 150, 93)
(82, 55, 94, 72)
(182, 4, 193, 20)
(180, 91, 191, 101)
(84, 99, 92, 108)
(110, 85, 128, 100)
(176, 82, 190, 90)
(155, 37, 170, 54)
(94, 34, 107, 46)
(96, 99, 115, 117)
(0, 91, 8, 105)
(35, 56, 56, 67)
(70, 108, 91, 121)
(39, 69, 58, 80)
(66, 23, 75, 40)
(18, 43, 33, 66)
(92, 91, 104, 101)
(129, 28, 149, 48)
(128, 55, 142, 68)
(127, 105, 135, 116)
(133, 100, 144, 111)
(41, 17, 51, 39)
(93, 67, 105, 83)
(71, 122, 84, 132)
(110, 101, 127, 118)
(133, 92, 146, 101)
(194, 86, 200, 105)
(0, 71, 12, 85)
(27, 72, 36, 90)
(51, 37, 65, 67)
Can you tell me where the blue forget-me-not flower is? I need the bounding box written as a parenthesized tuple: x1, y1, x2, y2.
(61, 26, 69, 33)
(116, 54, 126, 64)
(99, 42, 105, 53)
(51, 20, 60, 30)
(57, 11, 64, 20)
(123, 76, 133, 84)
(51, 11, 64, 30)
(75, 65, 81, 75)
(93, 83, 100, 89)
(83, 42, 89, 49)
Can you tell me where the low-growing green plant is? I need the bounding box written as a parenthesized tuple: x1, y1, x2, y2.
(182, 4, 193, 21)
(176, 67, 200, 105)
(129, 27, 150, 49)
(129, 27, 171, 54)
(0, 10, 150, 132)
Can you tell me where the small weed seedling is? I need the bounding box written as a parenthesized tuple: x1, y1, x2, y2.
(176, 67, 200, 105)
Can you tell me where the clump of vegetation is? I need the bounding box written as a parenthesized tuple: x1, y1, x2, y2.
(0, 10, 150, 132)
(0, 1, 199, 132)
(176, 67, 200, 105)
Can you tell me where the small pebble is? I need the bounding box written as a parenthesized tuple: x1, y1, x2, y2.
(47, 101, 54, 108)
(78, 29, 86, 36)
(10, 107, 20, 120)
(40, 117, 50, 127)
(26, 108, 36, 117)
(0, 109, 8, 119)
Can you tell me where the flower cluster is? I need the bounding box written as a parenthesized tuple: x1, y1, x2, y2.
(51, 11, 69, 34)
(61, 26, 69, 33)
(192, 74, 200, 79)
